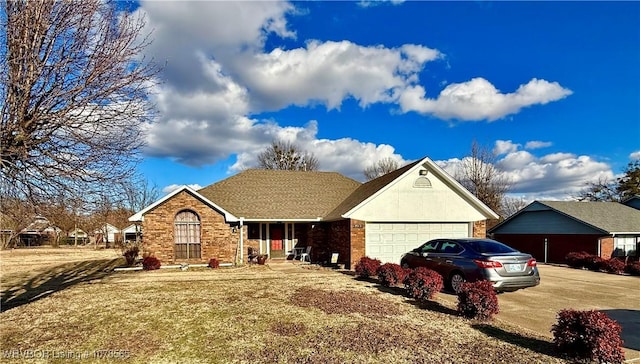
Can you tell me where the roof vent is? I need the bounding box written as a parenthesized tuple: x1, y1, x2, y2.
(413, 177, 432, 188)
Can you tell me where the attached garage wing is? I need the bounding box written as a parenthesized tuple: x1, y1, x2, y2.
(365, 222, 470, 264)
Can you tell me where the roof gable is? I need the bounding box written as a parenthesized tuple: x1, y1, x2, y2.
(197, 169, 361, 220)
(327, 156, 499, 221)
(490, 200, 640, 234)
(129, 186, 238, 222)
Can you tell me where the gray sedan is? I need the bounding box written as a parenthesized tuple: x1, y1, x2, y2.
(400, 238, 541, 292)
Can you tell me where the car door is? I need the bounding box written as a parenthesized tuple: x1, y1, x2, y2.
(404, 240, 442, 269)
(431, 240, 465, 278)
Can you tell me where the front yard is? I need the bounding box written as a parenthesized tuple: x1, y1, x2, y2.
(1, 247, 566, 363)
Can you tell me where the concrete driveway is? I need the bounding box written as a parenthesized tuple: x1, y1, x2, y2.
(437, 264, 640, 361)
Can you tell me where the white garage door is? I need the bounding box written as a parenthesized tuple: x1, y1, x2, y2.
(365, 223, 470, 264)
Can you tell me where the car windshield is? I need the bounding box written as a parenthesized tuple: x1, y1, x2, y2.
(466, 240, 518, 254)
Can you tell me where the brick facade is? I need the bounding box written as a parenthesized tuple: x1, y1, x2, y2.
(599, 237, 614, 259)
(142, 190, 239, 264)
(349, 219, 365, 269)
(472, 220, 487, 238)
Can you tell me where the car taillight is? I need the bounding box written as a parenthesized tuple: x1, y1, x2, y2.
(473, 259, 503, 268)
(527, 258, 537, 267)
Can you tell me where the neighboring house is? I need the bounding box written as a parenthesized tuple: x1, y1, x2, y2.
(623, 195, 640, 210)
(121, 224, 142, 242)
(129, 156, 498, 268)
(489, 200, 640, 263)
(19, 215, 60, 246)
(95, 223, 121, 245)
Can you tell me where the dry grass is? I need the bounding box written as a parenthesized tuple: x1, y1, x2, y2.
(0, 247, 567, 363)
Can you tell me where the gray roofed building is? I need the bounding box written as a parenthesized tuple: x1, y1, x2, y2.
(489, 200, 640, 263)
(130, 156, 498, 268)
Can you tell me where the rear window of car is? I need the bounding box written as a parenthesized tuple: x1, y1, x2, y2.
(465, 240, 517, 254)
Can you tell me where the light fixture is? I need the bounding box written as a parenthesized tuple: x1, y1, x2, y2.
(419, 170, 428, 176)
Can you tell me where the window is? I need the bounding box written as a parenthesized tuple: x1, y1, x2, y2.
(438, 241, 464, 254)
(418, 240, 440, 253)
(174, 210, 201, 259)
(613, 236, 638, 257)
(413, 177, 432, 188)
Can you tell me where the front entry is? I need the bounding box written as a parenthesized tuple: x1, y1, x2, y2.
(270, 224, 285, 258)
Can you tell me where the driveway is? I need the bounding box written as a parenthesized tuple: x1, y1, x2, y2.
(436, 264, 640, 361)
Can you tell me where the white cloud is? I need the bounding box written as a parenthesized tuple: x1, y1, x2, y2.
(525, 140, 552, 150)
(357, 0, 405, 8)
(630, 151, 640, 160)
(235, 40, 441, 111)
(437, 148, 613, 200)
(230, 120, 408, 180)
(162, 184, 203, 194)
(399, 78, 573, 121)
(135, 1, 577, 190)
(494, 140, 520, 155)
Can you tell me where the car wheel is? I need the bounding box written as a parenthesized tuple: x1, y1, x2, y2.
(449, 272, 465, 293)
(401, 262, 409, 269)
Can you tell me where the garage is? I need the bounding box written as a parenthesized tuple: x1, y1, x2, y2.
(365, 222, 470, 264)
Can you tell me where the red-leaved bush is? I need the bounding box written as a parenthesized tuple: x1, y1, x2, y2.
(376, 263, 409, 287)
(142, 256, 161, 270)
(602, 258, 626, 274)
(403, 267, 443, 301)
(208, 258, 220, 269)
(565, 251, 592, 269)
(456, 280, 499, 320)
(551, 309, 624, 364)
(625, 261, 640, 276)
(355, 256, 381, 278)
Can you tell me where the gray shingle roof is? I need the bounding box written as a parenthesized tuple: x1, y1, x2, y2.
(540, 201, 640, 233)
(197, 169, 361, 220)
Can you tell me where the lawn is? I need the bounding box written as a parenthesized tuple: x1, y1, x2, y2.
(0, 247, 567, 363)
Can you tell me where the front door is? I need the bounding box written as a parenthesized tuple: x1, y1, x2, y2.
(270, 224, 285, 258)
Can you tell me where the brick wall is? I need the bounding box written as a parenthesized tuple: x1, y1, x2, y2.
(472, 220, 487, 238)
(349, 219, 365, 270)
(599, 237, 614, 259)
(142, 190, 239, 264)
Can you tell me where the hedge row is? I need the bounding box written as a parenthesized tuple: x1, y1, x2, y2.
(565, 251, 640, 275)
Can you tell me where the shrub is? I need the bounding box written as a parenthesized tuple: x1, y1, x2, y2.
(565, 251, 591, 268)
(456, 280, 499, 320)
(403, 267, 443, 301)
(602, 258, 626, 274)
(142, 256, 161, 271)
(355, 256, 381, 278)
(551, 309, 624, 364)
(122, 246, 139, 266)
(625, 261, 640, 276)
(376, 263, 409, 287)
(208, 258, 220, 269)
(586, 256, 606, 271)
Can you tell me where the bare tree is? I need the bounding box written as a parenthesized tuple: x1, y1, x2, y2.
(363, 157, 400, 180)
(500, 196, 529, 218)
(1, 0, 157, 205)
(257, 140, 319, 171)
(120, 177, 160, 212)
(455, 141, 511, 219)
(575, 176, 619, 202)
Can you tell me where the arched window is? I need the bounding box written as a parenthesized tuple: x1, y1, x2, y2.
(174, 210, 201, 259)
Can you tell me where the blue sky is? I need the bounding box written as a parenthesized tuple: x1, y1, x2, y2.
(133, 1, 639, 200)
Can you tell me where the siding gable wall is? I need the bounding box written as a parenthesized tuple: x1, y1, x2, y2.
(347, 166, 487, 222)
(491, 210, 605, 235)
